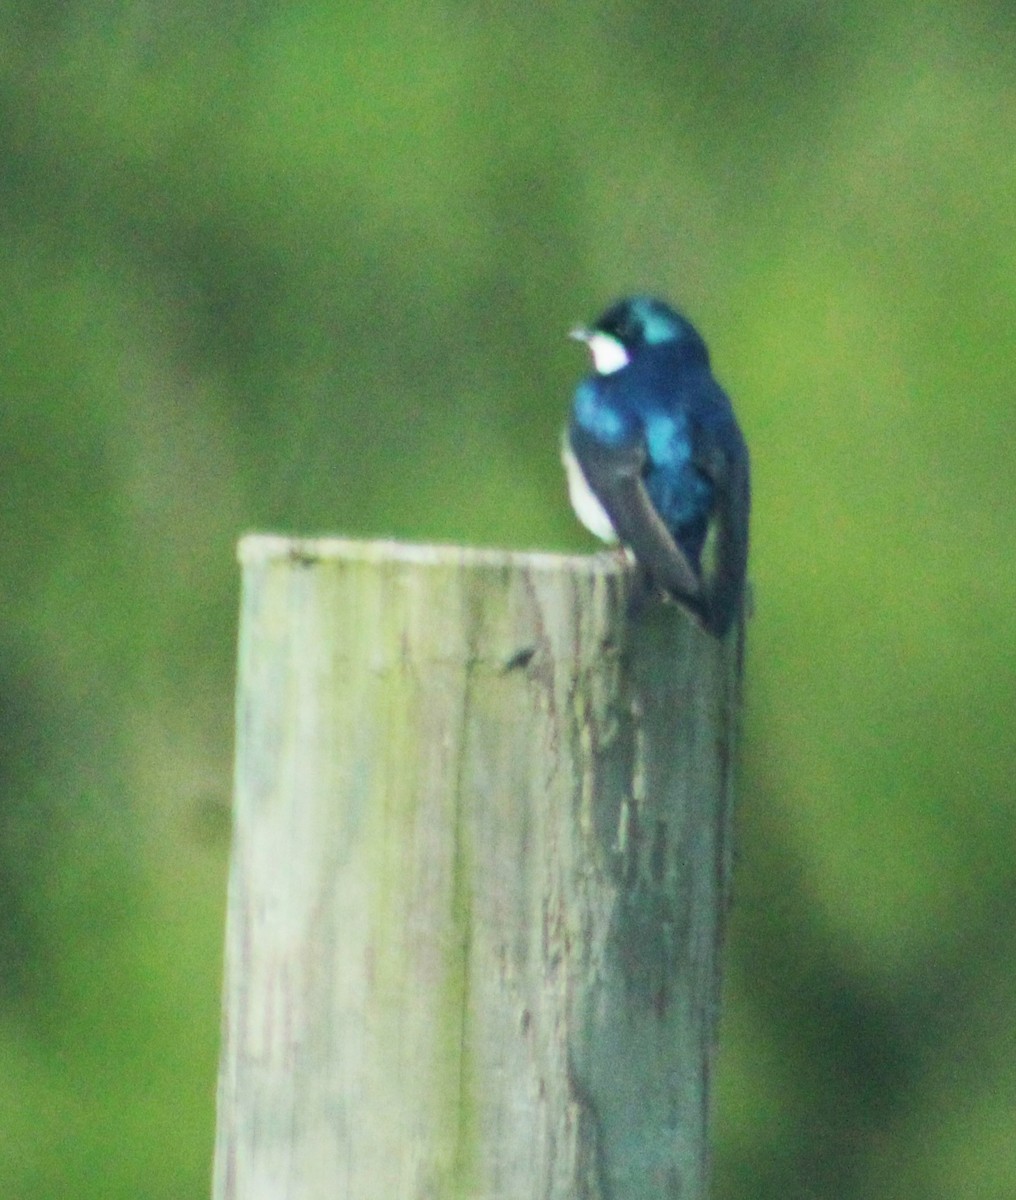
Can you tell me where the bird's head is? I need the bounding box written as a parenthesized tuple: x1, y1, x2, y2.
(571, 295, 708, 375)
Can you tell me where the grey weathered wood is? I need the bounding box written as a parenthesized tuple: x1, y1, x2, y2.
(213, 535, 744, 1200)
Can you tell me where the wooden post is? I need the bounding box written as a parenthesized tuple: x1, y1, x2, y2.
(213, 535, 744, 1200)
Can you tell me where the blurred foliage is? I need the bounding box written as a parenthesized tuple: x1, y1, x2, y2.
(1, 0, 1014, 1196)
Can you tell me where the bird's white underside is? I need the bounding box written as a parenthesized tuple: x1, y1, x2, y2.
(562, 328, 628, 543)
(561, 440, 618, 543)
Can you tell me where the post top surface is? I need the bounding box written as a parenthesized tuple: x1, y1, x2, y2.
(238, 533, 630, 579)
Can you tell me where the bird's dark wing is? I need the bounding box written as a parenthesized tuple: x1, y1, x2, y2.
(692, 430, 750, 637)
(569, 424, 704, 608)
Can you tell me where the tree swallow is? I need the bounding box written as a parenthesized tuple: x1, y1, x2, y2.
(563, 295, 750, 637)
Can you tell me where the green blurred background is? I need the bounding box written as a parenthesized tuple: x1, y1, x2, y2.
(2, 1, 1014, 1196)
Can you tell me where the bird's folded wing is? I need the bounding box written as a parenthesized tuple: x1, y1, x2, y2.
(570, 428, 702, 602)
(693, 434, 750, 636)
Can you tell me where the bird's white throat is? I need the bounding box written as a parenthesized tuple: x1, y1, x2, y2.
(586, 333, 630, 375)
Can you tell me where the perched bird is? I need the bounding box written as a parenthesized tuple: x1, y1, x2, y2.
(563, 295, 750, 637)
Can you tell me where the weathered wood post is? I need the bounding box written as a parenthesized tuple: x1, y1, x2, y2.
(212, 534, 744, 1200)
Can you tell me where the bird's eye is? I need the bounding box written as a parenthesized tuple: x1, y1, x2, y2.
(613, 314, 639, 342)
